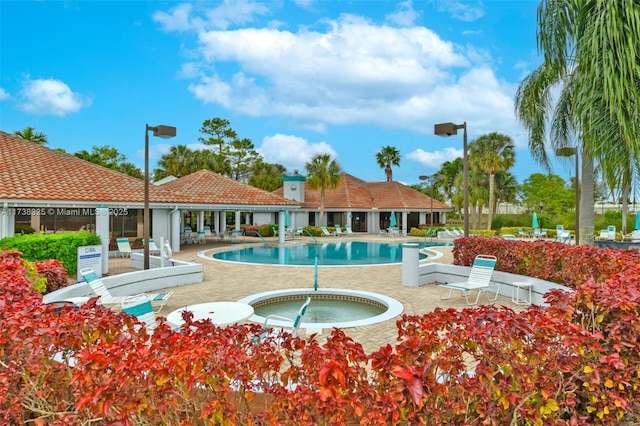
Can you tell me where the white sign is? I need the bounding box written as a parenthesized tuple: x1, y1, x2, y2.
(77, 245, 102, 282)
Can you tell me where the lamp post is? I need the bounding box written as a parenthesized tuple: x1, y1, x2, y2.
(144, 124, 176, 270)
(434, 122, 468, 237)
(555, 147, 579, 245)
(419, 174, 445, 228)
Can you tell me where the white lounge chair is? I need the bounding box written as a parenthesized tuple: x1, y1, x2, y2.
(321, 226, 336, 237)
(335, 225, 345, 237)
(80, 268, 173, 313)
(122, 299, 159, 334)
(229, 229, 244, 243)
(438, 254, 499, 305)
(116, 238, 132, 257)
(143, 239, 160, 255)
(344, 225, 354, 236)
(555, 230, 572, 244)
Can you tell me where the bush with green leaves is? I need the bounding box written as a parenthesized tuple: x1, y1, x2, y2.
(0, 231, 100, 275)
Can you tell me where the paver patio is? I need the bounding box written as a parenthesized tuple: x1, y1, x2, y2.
(108, 235, 528, 353)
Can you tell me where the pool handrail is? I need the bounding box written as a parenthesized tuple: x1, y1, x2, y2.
(303, 229, 318, 245)
(245, 229, 269, 246)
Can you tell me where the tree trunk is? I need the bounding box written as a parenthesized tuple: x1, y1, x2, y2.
(487, 173, 495, 230)
(319, 188, 326, 226)
(622, 183, 629, 235)
(579, 149, 594, 245)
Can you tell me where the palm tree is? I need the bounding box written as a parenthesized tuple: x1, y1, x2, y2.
(469, 132, 516, 230)
(305, 154, 342, 226)
(437, 158, 463, 215)
(515, 0, 640, 245)
(14, 126, 48, 145)
(248, 160, 286, 191)
(375, 146, 401, 182)
(155, 145, 196, 180)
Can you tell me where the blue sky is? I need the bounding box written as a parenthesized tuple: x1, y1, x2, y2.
(1, 0, 575, 186)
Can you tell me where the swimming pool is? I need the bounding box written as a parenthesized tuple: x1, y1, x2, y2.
(212, 241, 448, 266)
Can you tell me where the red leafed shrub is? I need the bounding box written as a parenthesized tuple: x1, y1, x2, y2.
(33, 259, 68, 293)
(3, 245, 640, 424)
(452, 237, 640, 289)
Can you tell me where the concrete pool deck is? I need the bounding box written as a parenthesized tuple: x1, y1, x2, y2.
(107, 234, 528, 353)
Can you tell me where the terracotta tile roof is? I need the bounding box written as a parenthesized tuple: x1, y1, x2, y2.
(0, 131, 294, 208)
(157, 169, 297, 206)
(274, 173, 452, 210)
(0, 131, 178, 204)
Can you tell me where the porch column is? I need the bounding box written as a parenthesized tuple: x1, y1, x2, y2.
(95, 206, 109, 273)
(235, 211, 241, 230)
(402, 212, 408, 235)
(170, 209, 181, 253)
(197, 211, 205, 231)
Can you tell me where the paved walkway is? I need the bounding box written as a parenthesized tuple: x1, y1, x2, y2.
(108, 234, 526, 354)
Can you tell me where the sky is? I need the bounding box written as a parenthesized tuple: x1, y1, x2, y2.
(0, 0, 578, 187)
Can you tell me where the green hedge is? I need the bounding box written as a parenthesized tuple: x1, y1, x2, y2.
(0, 232, 101, 275)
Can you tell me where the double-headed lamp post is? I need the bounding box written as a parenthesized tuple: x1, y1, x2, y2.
(144, 124, 176, 270)
(434, 122, 468, 237)
(419, 174, 445, 228)
(555, 147, 579, 245)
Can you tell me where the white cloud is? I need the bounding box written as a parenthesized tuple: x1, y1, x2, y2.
(154, 0, 270, 32)
(406, 146, 463, 170)
(293, 0, 315, 11)
(0, 88, 10, 100)
(161, 4, 526, 150)
(18, 77, 91, 116)
(385, 0, 420, 27)
(258, 133, 337, 173)
(436, 0, 485, 22)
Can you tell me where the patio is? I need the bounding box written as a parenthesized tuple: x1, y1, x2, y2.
(108, 235, 528, 353)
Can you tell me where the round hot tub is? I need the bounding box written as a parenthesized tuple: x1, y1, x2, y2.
(238, 288, 404, 329)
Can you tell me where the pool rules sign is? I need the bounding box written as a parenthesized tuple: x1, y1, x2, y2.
(77, 245, 102, 282)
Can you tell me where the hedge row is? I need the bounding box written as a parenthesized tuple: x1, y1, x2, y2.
(2, 240, 640, 424)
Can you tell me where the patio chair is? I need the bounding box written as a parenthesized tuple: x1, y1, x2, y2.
(555, 230, 572, 244)
(293, 227, 304, 237)
(143, 239, 160, 255)
(518, 228, 530, 238)
(335, 225, 345, 236)
(387, 227, 400, 237)
(260, 297, 311, 339)
(230, 229, 245, 243)
(122, 299, 159, 334)
(502, 234, 516, 240)
(448, 228, 462, 237)
(344, 225, 354, 236)
(438, 254, 499, 305)
(595, 229, 609, 241)
(197, 230, 207, 244)
(203, 226, 214, 241)
(321, 226, 336, 237)
(437, 228, 455, 239)
(79, 267, 173, 313)
(116, 238, 132, 258)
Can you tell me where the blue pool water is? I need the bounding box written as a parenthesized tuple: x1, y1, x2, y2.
(212, 241, 447, 266)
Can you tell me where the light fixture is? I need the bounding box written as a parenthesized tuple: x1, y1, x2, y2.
(434, 122, 468, 237)
(555, 147, 579, 245)
(145, 124, 176, 270)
